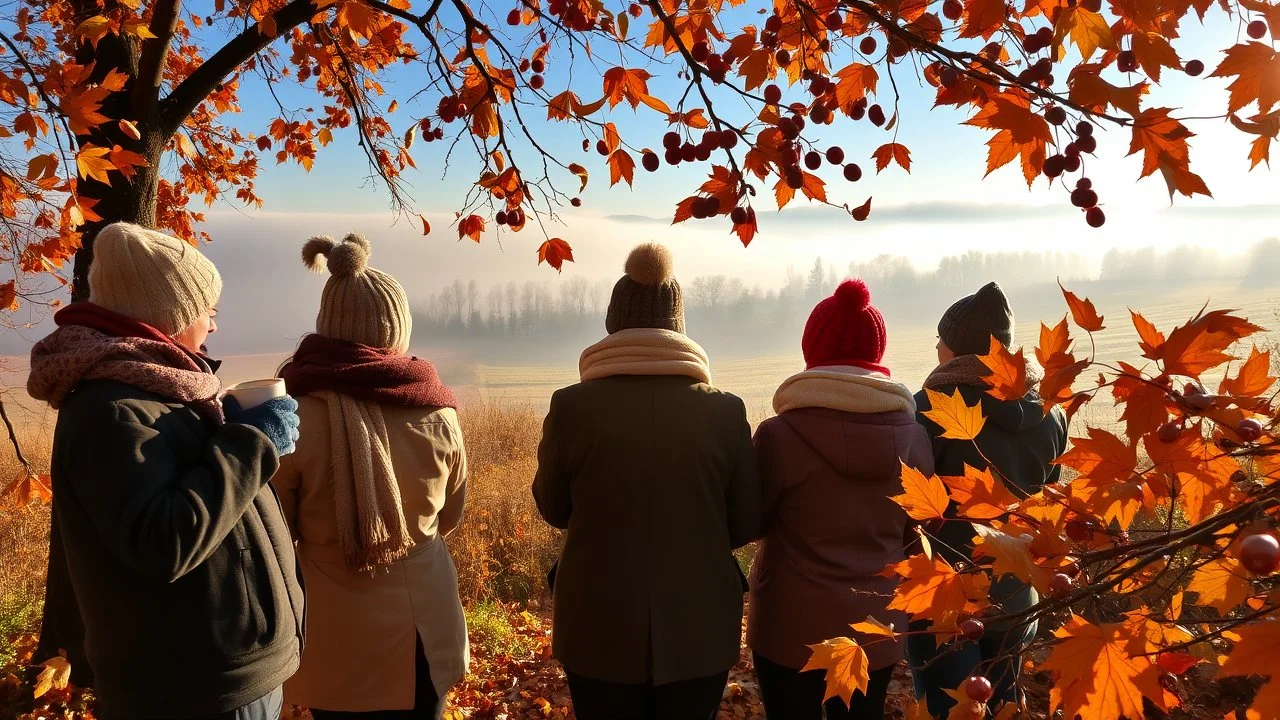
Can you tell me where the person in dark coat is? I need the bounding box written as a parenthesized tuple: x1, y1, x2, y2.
(748, 279, 934, 720)
(26, 222, 304, 720)
(906, 281, 1068, 718)
(532, 243, 761, 720)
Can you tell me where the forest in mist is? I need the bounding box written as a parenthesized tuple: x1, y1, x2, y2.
(410, 239, 1280, 363)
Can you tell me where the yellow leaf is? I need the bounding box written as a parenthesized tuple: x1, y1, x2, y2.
(568, 163, 589, 192)
(118, 119, 141, 140)
(801, 637, 870, 706)
(33, 656, 70, 699)
(388, 99, 399, 113)
(972, 525, 1047, 588)
(124, 19, 158, 39)
(850, 615, 898, 638)
(75, 145, 114, 184)
(74, 15, 113, 43)
(923, 388, 986, 441)
(176, 133, 197, 159)
(891, 463, 952, 521)
(318, 127, 334, 146)
(1188, 556, 1253, 614)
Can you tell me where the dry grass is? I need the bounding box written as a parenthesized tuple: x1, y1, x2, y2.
(0, 401, 560, 657)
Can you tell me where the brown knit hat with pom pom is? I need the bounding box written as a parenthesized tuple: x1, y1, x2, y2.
(303, 233, 412, 352)
(605, 243, 685, 335)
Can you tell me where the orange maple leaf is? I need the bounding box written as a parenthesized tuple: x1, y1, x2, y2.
(1143, 430, 1239, 524)
(457, 214, 485, 242)
(885, 553, 972, 625)
(1042, 615, 1166, 720)
(872, 143, 912, 173)
(1128, 108, 1210, 200)
(978, 336, 1028, 401)
(1131, 32, 1182, 83)
(609, 149, 635, 187)
(2, 473, 52, 507)
(1220, 618, 1280, 720)
(1219, 346, 1276, 398)
(602, 67, 671, 113)
(1056, 428, 1138, 485)
(944, 465, 1020, 520)
(1061, 281, 1105, 332)
(1111, 363, 1175, 442)
(1068, 65, 1149, 117)
(971, 525, 1047, 588)
(1131, 311, 1166, 358)
(891, 463, 951, 521)
(959, 0, 1007, 39)
(1210, 42, 1280, 114)
(1187, 556, 1253, 614)
(923, 388, 986, 441)
(75, 144, 114, 185)
(801, 638, 870, 706)
(1160, 308, 1263, 378)
(537, 238, 574, 272)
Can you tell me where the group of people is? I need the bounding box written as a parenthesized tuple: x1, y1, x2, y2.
(26, 223, 1066, 720)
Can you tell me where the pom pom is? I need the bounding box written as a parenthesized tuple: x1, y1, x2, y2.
(835, 279, 871, 310)
(327, 234, 370, 278)
(302, 236, 337, 272)
(624, 243, 674, 285)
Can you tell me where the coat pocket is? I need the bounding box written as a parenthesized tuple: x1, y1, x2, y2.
(240, 548, 273, 646)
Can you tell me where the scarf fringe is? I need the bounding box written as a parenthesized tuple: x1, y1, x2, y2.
(579, 328, 712, 385)
(773, 366, 916, 416)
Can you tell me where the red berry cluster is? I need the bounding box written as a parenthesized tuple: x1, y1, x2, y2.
(417, 119, 446, 142)
(494, 207, 526, 226)
(729, 206, 755, 225)
(658, 128, 738, 167)
(688, 195, 723, 218)
(436, 95, 468, 124)
(1040, 119, 1106, 227)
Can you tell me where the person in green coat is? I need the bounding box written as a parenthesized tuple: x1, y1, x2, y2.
(533, 243, 761, 720)
(906, 282, 1068, 718)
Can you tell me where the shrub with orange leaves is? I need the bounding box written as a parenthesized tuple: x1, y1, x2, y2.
(805, 286, 1280, 720)
(1, 0, 1278, 310)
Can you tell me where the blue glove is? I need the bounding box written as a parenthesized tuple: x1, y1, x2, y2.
(224, 395, 301, 457)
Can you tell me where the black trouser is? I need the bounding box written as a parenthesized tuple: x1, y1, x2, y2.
(564, 669, 730, 720)
(753, 652, 893, 720)
(310, 636, 444, 720)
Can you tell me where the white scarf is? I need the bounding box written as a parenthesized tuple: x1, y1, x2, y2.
(772, 365, 916, 415)
(579, 328, 712, 385)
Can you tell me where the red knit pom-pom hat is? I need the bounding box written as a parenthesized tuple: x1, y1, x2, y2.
(801, 279, 890, 375)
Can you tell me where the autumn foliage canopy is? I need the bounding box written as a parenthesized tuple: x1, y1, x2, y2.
(1, 0, 1278, 305)
(803, 286, 1280, 720)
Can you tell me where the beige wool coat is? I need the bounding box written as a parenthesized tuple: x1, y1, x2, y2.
(273, 396, 469, 711)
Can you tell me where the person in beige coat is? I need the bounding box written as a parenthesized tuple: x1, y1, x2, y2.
(533, 244, 761, 720)
(273, 233, 468, 720)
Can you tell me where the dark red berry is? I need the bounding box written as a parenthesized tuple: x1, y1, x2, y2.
(966, 676, 994, 703)
(826, 146, 845, 164)
(596, 139, 609, 155)
(663, 131, 681, 149)
(1080, 0, 1101, 10)
(664, 147, 681, 165)
(1076, 177, 1093, 190)
(1071, 187, 1098, 208)
(571, 197, 582, 207)
(1117, 50, 1137, 72)
(1158, 421, 1182, 443)
(507, 8, 521, 25)
(860, 36, 877, 54)
(1238, 418, 1265, 442)
(868, 104, 886, 126)
(531, 58, 546, 73)
(776, 49, 791, 65)
(1076, 135, 1097, 153)
(765, 14, 782, 33)
(731, 206, 748, 224)
(826, 10, 843, 29)
(1076, 121, 1094, 138)
(843, 163, 863, 181)
(642, 151, 660, 172)
(680, 142, 697, 162)
(691, 40, 711, 63)
(1185, 59, 1204, 76)
(1065, 142, 1080, 159)
(943, 0, 963, 20)
(721, 131, 739, 149)
(786, 166, 804, 188)
(1240, 533, 1280, 575)
(495, 210, 509, 225)
(1043, 154, 1066, 178)
(529, 73, 545, 90)
(1063, 154, 1082, 172)
(1046, 106, 1067, 125)
(805, 151, 822, 170)
(764, 84, 782, 105)
(959, 618, 985, 641)
(629, 3, 642, 17)
(1247, 19, 1268, 39)
(1085, 206, 1105, 228)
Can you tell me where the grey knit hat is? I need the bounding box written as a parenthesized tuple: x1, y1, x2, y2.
(302, 233, 412, 352)
(938, 281, 1013, 356)
(605, 243, 685, 335)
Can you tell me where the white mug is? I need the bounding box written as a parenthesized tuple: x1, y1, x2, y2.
(224, 378, 286, 411)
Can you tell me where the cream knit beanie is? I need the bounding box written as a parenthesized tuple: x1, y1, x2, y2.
(303, 233, 412, 352)
(88, 222, 223, 335)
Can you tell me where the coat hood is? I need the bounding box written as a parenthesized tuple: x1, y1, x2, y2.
(775, 407, 919, 485)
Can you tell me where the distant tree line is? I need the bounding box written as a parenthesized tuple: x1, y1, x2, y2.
(410, 242, 1276, 361)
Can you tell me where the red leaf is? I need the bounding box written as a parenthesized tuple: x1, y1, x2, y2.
(872, 143, 912, 173)
(537, 238, 574, 271)
(1061, 281, 1105, 332)
(851, 197, 872, 221)
(458, 214, 485, 242)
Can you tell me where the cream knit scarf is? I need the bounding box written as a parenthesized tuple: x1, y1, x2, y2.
(313, 390, 415, 574)
(579, 328, 712, 385)
(773, 365, 917, 415)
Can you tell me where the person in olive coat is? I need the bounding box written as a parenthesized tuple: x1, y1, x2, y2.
(906, 281, 1067, 718)
(533, 243, 761, 720)
(27, 223, 303, 720)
